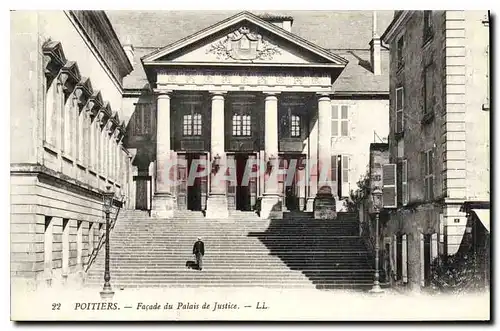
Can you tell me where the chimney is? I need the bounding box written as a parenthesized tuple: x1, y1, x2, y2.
(123, 36, 135, 67)
(282, 19, 292, 32)
(260, 14, 293, 33)
(370, 11, 381, 75)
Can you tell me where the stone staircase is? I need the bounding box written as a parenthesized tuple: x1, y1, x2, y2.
(85, 210, 375, 290)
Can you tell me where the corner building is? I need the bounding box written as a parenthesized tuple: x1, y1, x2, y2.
(10, 11, 134, 288)
(381, 10, 490, 289)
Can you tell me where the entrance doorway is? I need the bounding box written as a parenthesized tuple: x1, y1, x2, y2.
(236, 154, 251, 211)
(279, 155, 303, 211)
(177, 153, 208, 211)
(227, 153, 257, 211)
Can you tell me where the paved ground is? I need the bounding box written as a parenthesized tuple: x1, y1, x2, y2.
(11, 284, 490, 321)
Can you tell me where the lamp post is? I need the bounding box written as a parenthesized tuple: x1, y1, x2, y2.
(370, 187, 384, 293)
(100, 185, 115, 300)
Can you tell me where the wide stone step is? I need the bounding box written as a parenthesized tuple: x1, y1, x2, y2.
(92, 254, 371, 260)
(86, 272, 374, 279)
(84, 278, 372, 286)
(83, 282, 317, 289)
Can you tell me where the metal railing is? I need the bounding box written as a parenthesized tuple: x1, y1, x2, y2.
(84, 195, 126, 273)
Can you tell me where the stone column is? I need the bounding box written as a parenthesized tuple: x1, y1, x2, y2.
(151, 90, 175, 218)
(314, 94, 336, 219)
(306, 104, 318, 212)
(261, 92, 283, 219)
(206, 92, 229, 219)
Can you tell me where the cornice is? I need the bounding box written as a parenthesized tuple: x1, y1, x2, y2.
(67, 11, 133, 91)
(381, 11, 413, 44)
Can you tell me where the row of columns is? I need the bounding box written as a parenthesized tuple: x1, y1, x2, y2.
(152, 89, 335, 219)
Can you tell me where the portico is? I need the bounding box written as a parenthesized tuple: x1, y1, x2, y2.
(141, 11, 347, 219)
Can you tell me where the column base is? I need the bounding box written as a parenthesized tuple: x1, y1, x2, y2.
(260, 194, 283, 219)
(305, 197, 315, 212)
(313, 194, 337, 219)
(151, 193, 175, 219)
(205, 195, 229, 219)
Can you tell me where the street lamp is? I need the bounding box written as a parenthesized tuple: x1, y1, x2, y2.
(370, 187, 384, 293)
(100, 185, 115, 300)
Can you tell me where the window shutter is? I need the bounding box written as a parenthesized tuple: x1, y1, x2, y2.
(402, 159, 408, 205)
(392, 235, 398, 279)
(341, 105, 349, 136)
(341, 155, 349, 197)
(402, 234, 408, 283)
(331, 105, 339, 137)
(331, 154, 338, 196)
(431, 233, 438, 260)
(396, 87, 404, 133)
(382, 164, 397, 208)
(331, 154, 338, 181)
(397, 161, 403, 206)
(420, 233, 425, 287)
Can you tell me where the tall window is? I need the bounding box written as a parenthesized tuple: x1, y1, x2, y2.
(133, 103, 152, 135)
(182, 113, 202, 136)
(424, 64, 434, 115)
(423, 149, 434, 201)
(232, 114, 251, 136)
(290, 115, 301, 137)
(332, 155, 350, 197)
(423, 11, 433, 42)
(402, 159, 408, 205)
(280, 106, 302, 138)
(395, 87, 404, 133)
(332, 105, 349, 137)
(341, 155, 350, 197)
(397, 36, 404, 69)
(44, 81, 61, 147)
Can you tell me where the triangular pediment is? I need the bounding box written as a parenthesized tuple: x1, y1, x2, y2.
(142, 11, 347, 67)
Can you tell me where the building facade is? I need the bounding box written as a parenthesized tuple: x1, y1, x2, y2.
(380, 10, 490, 289)
(114, 11, 391, 219)
(10, 10, 134, 288)
(11, 10, 392, 288)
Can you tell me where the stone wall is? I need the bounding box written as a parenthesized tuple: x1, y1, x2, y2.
(10, 11, 133, 289)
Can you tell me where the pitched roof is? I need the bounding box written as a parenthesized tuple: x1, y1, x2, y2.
(108, 10, 392, 93)
(141, 11, 348, 66)
(107, 10, 393, 50)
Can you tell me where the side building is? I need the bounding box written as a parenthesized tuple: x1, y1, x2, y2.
(380, 10, 490, 290)
(10, 10, 134, 289)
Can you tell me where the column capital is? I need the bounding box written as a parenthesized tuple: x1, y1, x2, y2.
(264, 92, 280, 101)
(209, 91, 226, 100)
(209, 90, 227, 96)
(153, 89, 173, 99)
(316, 93, 331, 101)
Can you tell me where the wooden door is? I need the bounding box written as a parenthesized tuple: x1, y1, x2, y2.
(278, 157, 287, 211)
(135, 179, 148, 210)
(177, 153, 187, 210)
(248, 154, 257, 210)
(226, 154, 236, 210)
(199, 154, 208, 211)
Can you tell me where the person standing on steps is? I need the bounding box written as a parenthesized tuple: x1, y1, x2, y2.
(192, 237, 205, 271)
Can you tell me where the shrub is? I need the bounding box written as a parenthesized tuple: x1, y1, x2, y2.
(430, 252, 488, 293)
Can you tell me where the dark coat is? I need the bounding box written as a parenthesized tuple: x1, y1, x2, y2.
(193, 240, 205, 256)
